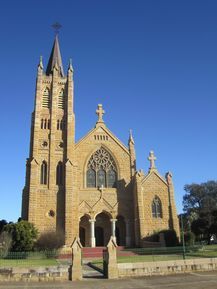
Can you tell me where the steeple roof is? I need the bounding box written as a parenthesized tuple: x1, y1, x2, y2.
(46, 35, 64, 76)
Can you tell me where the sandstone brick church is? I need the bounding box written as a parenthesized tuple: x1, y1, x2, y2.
(22, 35, 180, 247)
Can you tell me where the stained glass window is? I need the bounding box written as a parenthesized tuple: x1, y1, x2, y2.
(107, 169, 116, 188)
(86, 147, 117, 188)
(87, 169, 96, 187)
(97, 169, 106, 188)
(152, 197, 162, 218)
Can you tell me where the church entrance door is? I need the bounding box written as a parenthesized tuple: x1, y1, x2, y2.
(95, 226, 104, 246)
(79, 227, 85, 247)
(95, 212, 111, 246)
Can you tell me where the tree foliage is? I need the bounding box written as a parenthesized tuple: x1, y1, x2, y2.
(183, 181, 217, 242)
(4, 220, 38, 252)
(183, 181, 217, 215)
(0, 220, 7, 234)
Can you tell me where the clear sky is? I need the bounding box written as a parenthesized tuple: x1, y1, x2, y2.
(0, 0, 217, 221)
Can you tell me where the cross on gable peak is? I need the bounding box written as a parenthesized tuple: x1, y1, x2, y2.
(148, 150, 157, 170)
(96, 104, 105, 123)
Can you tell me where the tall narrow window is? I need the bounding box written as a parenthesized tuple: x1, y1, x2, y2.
(86, 169, 96, 187)
(58, 89, 64, 109)
(57, 120, 60, 130)
(56, 161, 63, 186)
(97, 168, 106, 188)
(42, 88, 50, 109)
(40, 161, 47, 185)
(41, 119, 44, 129)
(107, 169, 117, 188)
(152, 197, 162, 218)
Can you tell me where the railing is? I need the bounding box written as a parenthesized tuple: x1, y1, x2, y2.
(0, 251, 71, 268)
(117, 245, 217, 263)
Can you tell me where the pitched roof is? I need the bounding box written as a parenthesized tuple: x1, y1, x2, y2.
(46, 35, 64, 76)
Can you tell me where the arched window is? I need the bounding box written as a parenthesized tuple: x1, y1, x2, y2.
(86, 169, 96, 187)
(152, 197, 162, 218)
(42, 88, 50, 109)
(86, 147, 117, 188)
(107, 169, 116, 188)
(56, 161, 63, 186)
(40, 161, 47, 185)
(58, 89, 64, 109)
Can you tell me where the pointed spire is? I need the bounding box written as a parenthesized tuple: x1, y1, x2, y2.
(46, 35, 64, 77)
(68, 58, 73, 73)
(38, 56, 43, 70)
(128, 129, 135, 145)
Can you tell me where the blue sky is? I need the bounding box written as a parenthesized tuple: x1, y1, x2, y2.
(0, 0, 217, 221)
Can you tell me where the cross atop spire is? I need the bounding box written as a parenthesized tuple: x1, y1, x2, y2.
(96, 104, 105, 123)
(148, 150, 157, 171)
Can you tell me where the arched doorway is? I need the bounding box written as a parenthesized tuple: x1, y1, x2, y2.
(79, 215, 90, 247)
(95, 212, 111, 246)
(116, 215, 126, 246)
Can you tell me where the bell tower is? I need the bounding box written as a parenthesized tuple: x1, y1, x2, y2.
(22, 35, 76, 239)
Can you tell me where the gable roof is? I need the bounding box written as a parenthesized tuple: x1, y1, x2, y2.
(75, 125, 130, 155)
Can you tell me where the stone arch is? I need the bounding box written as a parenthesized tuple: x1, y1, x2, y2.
(79, 214, 91, 247)
(94, 211, 111, 246)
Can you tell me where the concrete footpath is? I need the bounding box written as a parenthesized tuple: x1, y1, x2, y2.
(0, 272, 217, 289)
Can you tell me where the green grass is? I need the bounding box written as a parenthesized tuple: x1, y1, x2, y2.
(0, 259, 58, 267)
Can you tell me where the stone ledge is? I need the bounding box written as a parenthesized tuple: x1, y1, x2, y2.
(117, 258, 217, 278)
(0, 265, 70, 282)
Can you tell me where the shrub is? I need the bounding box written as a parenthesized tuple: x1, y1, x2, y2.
(4, 220, 38, 252)
(160, 229, 179, 247)
(184, 231, 195, 246)
(35, 231, 64, 251)
(0, 231, 12, 258)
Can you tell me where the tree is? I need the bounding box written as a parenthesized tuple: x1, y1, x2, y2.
(183, 181, 217, 216)
(4, 220, 38, 252)
(191, 209, 217, 243)
(0, 220, 7, 234)
(35, 231, 64, 251)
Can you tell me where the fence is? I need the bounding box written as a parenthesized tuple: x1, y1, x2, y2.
(117, 245, 217, 263)
(1, 245, 217, 268)
(0, 250, 72, 268)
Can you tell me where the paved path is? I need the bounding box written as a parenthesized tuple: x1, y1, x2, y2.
(0, 272, 217, 289)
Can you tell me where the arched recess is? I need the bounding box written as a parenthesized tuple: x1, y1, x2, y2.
(58, 88, 65, 109)
(85, 146, 119, 188)
(56, 161, 64, 186)
(95, 212, 111, 246)
(116, 215, 126, 246)
(79, 215, 90, 247)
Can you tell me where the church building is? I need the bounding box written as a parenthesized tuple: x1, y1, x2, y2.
(22, 35, 180, 247)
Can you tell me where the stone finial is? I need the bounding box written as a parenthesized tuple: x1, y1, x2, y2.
(96, 104, 105, 123)
(38, 56, 43, 71)
(128, 129, 135, 145)
(148, 150, 157, 171)
(166, 171, 173, 185)
(68, 58, 73, 72)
